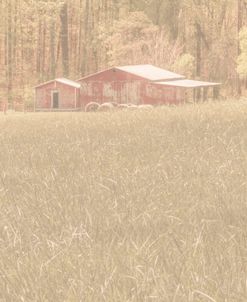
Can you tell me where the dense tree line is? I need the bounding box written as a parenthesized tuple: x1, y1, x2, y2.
(0, 0, 247, 104)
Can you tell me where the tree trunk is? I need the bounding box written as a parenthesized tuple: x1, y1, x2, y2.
(237, 0, 242, 96)
(195, 22, 202, 100)
(60, 2, 69, 77)
(50, 19, 56, 79)
(36, 19, 42, 79)
(77, 0, 83, 75)
(41, 22, 46, 81)
(7, 0, 13, 104)
(81, 0, 89, 75)
(195, 23, 202, 78)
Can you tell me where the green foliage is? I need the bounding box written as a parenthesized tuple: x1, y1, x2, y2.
(0, 0, 244, 97)
(105, 11, 158, 65)
(173, 53, 195, 77)
(239, 27, 247, 51)
(23, 86, 35, 107)
(237, 27, 247, 78)
(103, 11, 183, 68)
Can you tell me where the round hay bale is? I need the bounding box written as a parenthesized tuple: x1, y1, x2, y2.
(97, 102, 114, 112)
(85, 102, 100, 112)
(127, 104, 138, 110)
(110, 102, 118, 107)
(138, 104, 154, 110)
(117, 104, 129, 110)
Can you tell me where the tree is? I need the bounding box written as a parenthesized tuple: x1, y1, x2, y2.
(81, 0, 89, 75)
(7, 0, 13, 103)
(0, 0, 246, 101)
(104, 11, 183, 67)
(60, 1, 69, 77)
(237, 27, 247, 78)
(173, 53, 195, 78)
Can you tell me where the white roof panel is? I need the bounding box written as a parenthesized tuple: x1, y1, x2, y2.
(35, 78, 81, 89)
(116, 65, 185, 81)
(154, 79, 221, 88)
(56, 78, 81, 88)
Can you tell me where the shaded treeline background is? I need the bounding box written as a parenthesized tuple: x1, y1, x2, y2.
(0, 0, 247, 103)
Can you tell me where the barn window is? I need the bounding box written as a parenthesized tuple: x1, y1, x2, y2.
(52, 91, 59, 109)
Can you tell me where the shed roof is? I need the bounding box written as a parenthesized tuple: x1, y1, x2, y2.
(35, 78, 81, 89)
(154, 79, 221, 88)
(116, 65, 185, 81)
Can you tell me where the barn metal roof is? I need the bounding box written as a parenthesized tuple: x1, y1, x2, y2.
(35, 78, 81, 89)
(56, 78, 81, 88)
(116, 65, 185, 81)
(154, 79, 221, 88)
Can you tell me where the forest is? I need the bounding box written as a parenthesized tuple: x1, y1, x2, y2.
(2, 2, 247, 301)
(0, 0, 247, 104)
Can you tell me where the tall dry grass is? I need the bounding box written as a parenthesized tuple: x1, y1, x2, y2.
(0, 100, 247, 301)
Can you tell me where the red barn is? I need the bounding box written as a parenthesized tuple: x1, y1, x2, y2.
(34, 65, 221, 111)
(35, 78, 81, 111)
(77, 65, 186, 107)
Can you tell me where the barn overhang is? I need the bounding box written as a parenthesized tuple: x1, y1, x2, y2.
(153, 79, 221, 88)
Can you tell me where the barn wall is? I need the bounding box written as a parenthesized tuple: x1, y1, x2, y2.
(78, 68, 183, 106)
(36, 82, 55, 109)
(78, 68, 147, 106)
(80, 80, 144, 105)
(56, 82, 78, 109)
(79, 80, 183, 106)
(36, 81, 80, 109)
(143, 84, 184, 105)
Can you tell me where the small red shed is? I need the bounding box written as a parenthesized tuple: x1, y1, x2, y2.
(35, 78, 81, 111)
(77, 65, 186, 107)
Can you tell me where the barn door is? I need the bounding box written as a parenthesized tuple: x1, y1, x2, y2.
(52, 91, 59, 108)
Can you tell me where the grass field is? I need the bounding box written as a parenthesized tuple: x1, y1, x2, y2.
(0, 101, 247, 301)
